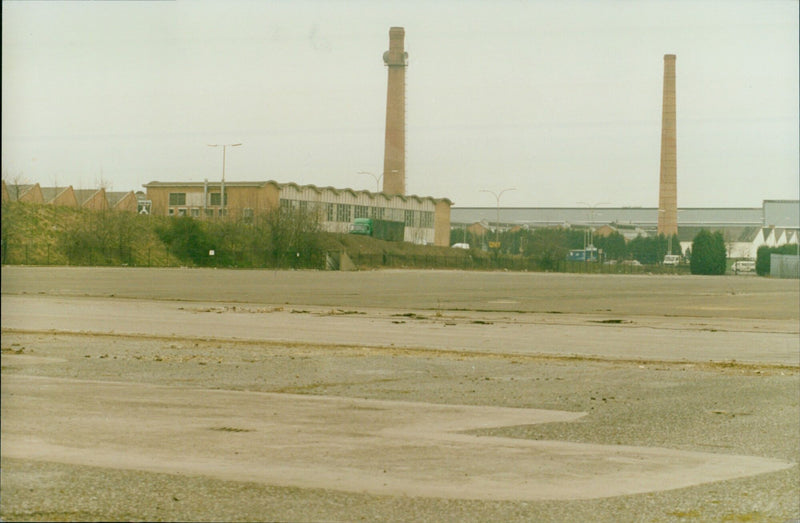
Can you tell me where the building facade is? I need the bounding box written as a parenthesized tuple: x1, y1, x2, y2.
(144, 180, 452, 247)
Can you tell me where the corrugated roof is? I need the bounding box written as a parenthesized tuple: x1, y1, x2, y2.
(144, 180, 453, 205)
(763, 200, 800, 227)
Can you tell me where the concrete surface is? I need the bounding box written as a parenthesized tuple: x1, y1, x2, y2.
(1, 267, 798, 521)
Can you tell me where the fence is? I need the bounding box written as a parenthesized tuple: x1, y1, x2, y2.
(770, 254, 800, 279)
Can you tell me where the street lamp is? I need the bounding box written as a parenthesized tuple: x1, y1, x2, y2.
(358, 171, 382, 192)
(481, 188, 516, 246)
(208, 143, 242, 215)
(658, 208, 681, 254)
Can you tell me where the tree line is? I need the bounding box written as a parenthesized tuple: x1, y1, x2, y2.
(451, 227, 681, 269)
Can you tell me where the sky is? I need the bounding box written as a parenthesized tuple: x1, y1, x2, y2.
(2, 0, 798, 208)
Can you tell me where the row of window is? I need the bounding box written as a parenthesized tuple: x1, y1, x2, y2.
(165, 195, 435, 229)
(279, 199, 434, 228)
(168, 207, 255, 223)
(169, 192, 227, 206)
(169, 207, 232, 217)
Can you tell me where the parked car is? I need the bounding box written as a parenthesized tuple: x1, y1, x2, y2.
(621, 260, 642, 267)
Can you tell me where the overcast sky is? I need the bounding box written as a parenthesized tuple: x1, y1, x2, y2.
(2, 0, 797, 207)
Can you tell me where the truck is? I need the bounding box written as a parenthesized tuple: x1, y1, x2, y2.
(349, 218, 405, 242)
(567, 247, 599, 262)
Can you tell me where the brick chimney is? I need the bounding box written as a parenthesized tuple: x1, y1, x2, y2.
(382, 27, 408, 195)
(658, 54, 678, 236)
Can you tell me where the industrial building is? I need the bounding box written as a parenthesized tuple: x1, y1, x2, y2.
(143, 180, 452, 246)
(451, 200, 799, 259)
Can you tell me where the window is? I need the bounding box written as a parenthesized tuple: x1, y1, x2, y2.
(326, 203, 335, 222)
(169, 193, 186, 206)
(336, 204, 351, 223)
(420, 211, 434, 228)
(168, 208, 175, 216)
(386, 208, 403, 221)
(178, 208, 187, 216)
(205, 209, 215, 217)
(209, 192, 227, 206)
(191, 208, 200, 217)
(354, 205, 369, 219)
(242, 208, 254, 224)
(404, 210, 415, 227)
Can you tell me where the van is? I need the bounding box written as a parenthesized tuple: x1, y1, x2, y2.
(732, 260, 755, 273)
(663, 254, 681, 266)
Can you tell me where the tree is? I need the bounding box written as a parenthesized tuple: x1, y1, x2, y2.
(690, 230, 727, 275)
(594, 231, 627, 260)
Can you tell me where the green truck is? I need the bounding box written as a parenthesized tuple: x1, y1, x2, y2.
(349, 218, 405, 242)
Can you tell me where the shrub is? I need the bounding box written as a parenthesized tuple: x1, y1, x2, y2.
(156, 216, 213, 266)
(756, 244, 799, 276)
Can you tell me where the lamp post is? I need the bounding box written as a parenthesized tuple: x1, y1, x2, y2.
(481, 188, 515, 246)
(578, 202, 609, 258)
(358, 171, 383, 192)
(208, 143, 242, 215)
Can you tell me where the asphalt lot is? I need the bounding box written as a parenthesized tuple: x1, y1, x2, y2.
(1, 266, 799, 522)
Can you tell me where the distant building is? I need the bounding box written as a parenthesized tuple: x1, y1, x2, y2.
(74, 189, 108, 211)
(2, 182, 43, 204)
(452, 201, 799, 259)
(106, 191, 138, 213)
(41, 186, 79, 207)
(143, 180, 452, 247)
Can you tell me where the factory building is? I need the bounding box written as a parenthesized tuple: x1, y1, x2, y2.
(143, 180, 452, 246)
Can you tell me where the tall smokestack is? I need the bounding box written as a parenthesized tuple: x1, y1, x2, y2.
(382, 27, 407, 195)
(658, 54, 678, 237)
